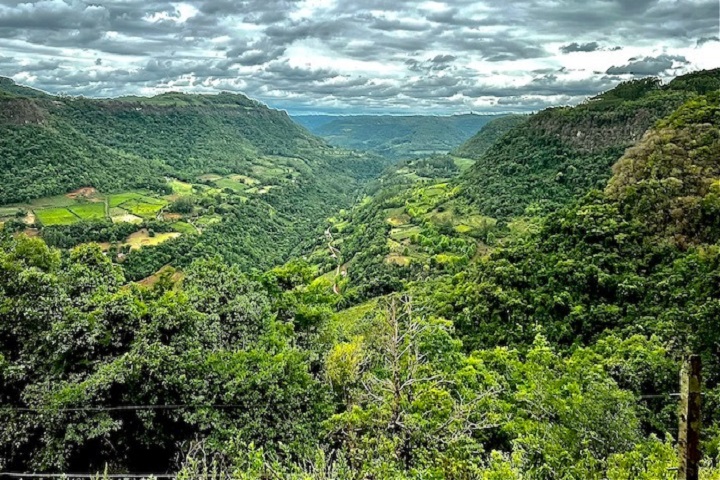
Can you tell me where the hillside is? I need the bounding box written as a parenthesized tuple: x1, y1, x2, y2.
(0, 80, 329, 204)
(4, 80, 720, 478)
(453, 114, 527, 158)
(293, 113, 500, 159)
(458, 70, 720, 220)
(0, 79, 390, 278)
(606, 92, 720, 246)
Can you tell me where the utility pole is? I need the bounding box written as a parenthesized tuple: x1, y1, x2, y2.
(678, 354, 701, 480)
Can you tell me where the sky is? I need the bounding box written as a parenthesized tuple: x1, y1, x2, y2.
(0, 0, 718, 114)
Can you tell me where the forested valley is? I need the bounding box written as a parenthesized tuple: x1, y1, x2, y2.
(2, 69, 720, 479)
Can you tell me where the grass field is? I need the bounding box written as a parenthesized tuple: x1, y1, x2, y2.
(228, 174, 259, 185)
(122, 197, 167, 218)
(168, 179, 193, 195)
(451, 156, 475, 171)
(196, 215, 222, 227)
(214, 178, 247, 192)
(0, 207, 21, 219)
(387, 213, 411, 227)
(125, 202, 164, 218)
(28, 194, 77, 209)
(109, 192, 145, 208)
(35, 208, 79, 226)
(390, 225, 422, 241)
(69, 202, 106, 221)
(171, 221, 197, 234)
(125, 230, 181, 250)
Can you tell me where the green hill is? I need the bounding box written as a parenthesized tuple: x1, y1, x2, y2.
(458, 70, 720, 221)
(453, 114, 527, 158)
(293, 113, 501, 159)
(606, 92, 720, 246)
(0, 79, 390, 278)
(4, 71, 720, 479)
(0, 80, 329, 204)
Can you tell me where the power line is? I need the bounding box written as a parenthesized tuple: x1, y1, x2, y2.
(0, 404, 246, 413)
(0, 474, 176, 479)
(639, 393, 681, 400)
(0, 392, 690, 412)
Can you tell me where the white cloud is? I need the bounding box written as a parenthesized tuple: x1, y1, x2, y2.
(0, 0, 716, 113)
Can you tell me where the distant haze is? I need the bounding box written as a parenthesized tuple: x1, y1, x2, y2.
(294, 114, 502, 158)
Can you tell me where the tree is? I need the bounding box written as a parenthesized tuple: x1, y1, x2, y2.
(325, 296, 502, 476)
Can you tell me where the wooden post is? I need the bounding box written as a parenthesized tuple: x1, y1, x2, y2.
(678, 354, 701, 480)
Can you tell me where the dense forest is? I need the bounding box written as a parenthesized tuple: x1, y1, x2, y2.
(293, 114, 499, 159)
(2, 69, 720, 479)
(0, 78, 390, 279)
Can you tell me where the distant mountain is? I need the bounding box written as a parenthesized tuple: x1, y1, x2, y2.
(293, 113, 502, 159)
(0, 79, 329, 204)
(0, 78, 390, 277)
(453, 114, 527, 159)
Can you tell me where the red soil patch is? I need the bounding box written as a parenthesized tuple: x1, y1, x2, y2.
(67, 187, 98, 199)
(138, 265, 184, 288)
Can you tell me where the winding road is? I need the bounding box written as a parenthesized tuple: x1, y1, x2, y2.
(325, 227, 345, 295)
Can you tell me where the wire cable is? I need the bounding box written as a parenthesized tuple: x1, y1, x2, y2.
(0, 404, 246, 413)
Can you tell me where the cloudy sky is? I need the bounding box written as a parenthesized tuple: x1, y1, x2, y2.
(0, 0, 718, 114)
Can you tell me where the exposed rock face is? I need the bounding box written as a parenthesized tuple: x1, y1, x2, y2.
(0, 98, 48, 125)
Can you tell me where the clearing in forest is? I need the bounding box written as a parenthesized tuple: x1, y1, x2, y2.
(214, 177, 248, 192)
(122, 197, 167, 218)
(125, 229, 181, 250)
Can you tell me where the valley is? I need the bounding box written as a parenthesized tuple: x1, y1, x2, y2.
(2, 69, 720, 478)
(294, 113, 502, 159)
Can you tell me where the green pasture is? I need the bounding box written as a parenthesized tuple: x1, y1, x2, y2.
(168, 179, 194, 195)
(109, 192, 145, 208)
(123, 199, 166, 218)
(172, 221, 198, 235)
(69, 202, 106, 221)
(35, 208, 79, 226)
(214, 178, 247, 192)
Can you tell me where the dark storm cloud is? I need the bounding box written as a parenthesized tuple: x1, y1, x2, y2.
(261, 61, 339, 83)
(606, 54, 690, 75)
(226, 39, 287, 66)
(0, 0, 715, 114)
(507, 0, 719, 40)
(462, 74, 619, 99)
(264, 18, 352, 45)
(560, 42, 600, 53)
(450, 34, 548, 61)
(430, 55, 457, 64)
(697, 36, 719, 46)
(425, 7, 483, 27)
(197, 0, 298, 17)
(368, 16, 429, 32)
(0, 0, 108, 29)
(20, 59, 63, 72)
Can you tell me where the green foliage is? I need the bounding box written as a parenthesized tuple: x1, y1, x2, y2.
(458, 69, 720, 221)
(453, 114, 528, 159)
(4, 70, 720, 479)
(0, 237, 330, 472)
(607, 93, 720, 245)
